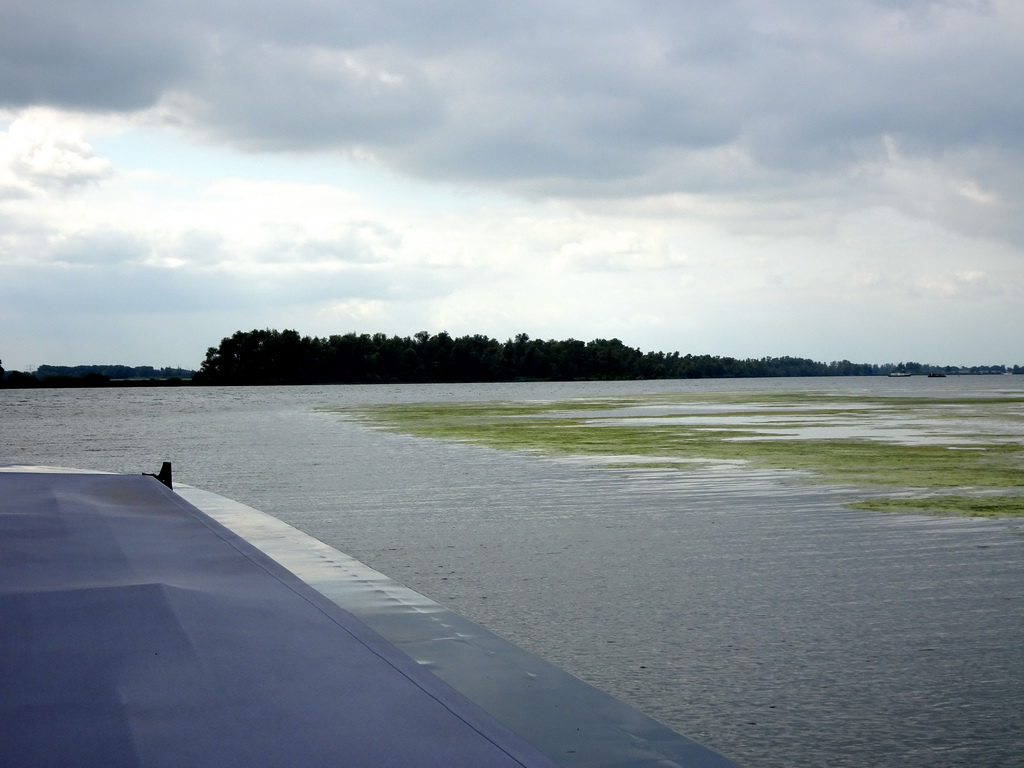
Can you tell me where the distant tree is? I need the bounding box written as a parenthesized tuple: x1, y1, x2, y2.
(190, 327, 1019, 385)
(2, 371, 39, 388)
(33, 364, 195, 380)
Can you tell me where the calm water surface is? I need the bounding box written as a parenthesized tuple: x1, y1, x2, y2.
(3, 377, 1023, 768)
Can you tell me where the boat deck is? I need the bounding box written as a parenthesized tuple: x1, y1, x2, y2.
(0, 469, 741, 767)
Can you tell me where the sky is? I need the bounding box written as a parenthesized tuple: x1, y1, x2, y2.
(1, 0, 1022, 371)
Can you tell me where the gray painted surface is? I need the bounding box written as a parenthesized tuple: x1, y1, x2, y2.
(179, 483, 743, 768)
(0, 466, 741, 768)
(0, 470, 562, 768)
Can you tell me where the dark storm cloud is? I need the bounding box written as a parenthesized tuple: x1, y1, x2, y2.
(0, 0, 199, 111)
(2, 0, 1020, 201)
(181, 39, 443, 151)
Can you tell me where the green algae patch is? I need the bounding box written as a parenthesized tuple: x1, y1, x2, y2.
(848, 495, 1024, 518)
(730, 439, 1024, 489)
(336, 392, 1024, 517)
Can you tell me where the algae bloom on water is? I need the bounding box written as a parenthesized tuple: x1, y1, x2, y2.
(337, 391, 1024, 518)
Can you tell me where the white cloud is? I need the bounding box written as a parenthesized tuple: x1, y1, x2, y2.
(909, 269, 1001, 299)
(0, 110, 113, 195)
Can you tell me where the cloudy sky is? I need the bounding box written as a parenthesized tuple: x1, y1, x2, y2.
(1, 0, 1021, 371)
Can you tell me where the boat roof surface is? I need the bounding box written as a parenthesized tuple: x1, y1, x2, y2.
(174, 485, 742, 768)
(0, 471, 562, 768)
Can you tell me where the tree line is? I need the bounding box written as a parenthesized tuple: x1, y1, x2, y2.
(32, 364, 197, 380)
(3, 332, 1018, 388)
(192, 328, 879, 385)
(0, 361, 195, 388)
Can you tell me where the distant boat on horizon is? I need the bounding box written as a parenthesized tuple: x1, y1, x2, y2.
(888, 371, 912, 377)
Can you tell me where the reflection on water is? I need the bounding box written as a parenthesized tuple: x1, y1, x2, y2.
(2, 376, 1023, 768)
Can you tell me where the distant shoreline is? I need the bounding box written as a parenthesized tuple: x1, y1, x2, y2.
(3, 328, 1020, 387)
(1, 371, 1016, 389)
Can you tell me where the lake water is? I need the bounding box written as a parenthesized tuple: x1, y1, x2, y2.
(3, 376, 1022, 768)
